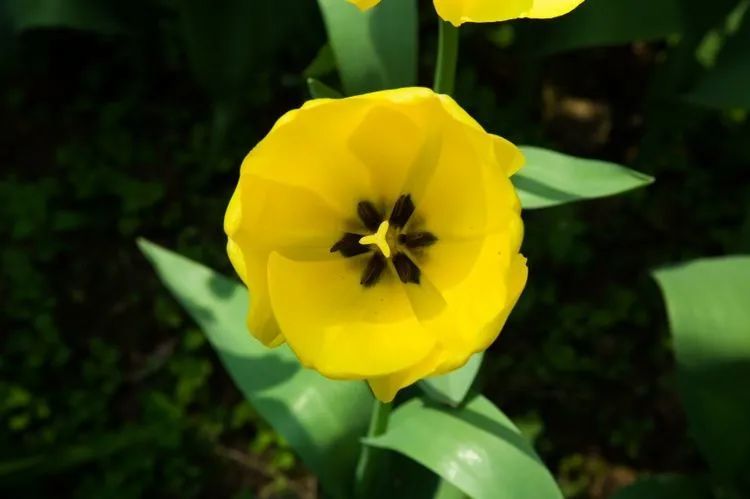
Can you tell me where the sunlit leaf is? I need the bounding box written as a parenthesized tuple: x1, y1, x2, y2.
(514, 147, 653, 209)
(653, 256, 750, 486)
(316, 0, 417, 95)
(419, 353, 483, 407)
(138, 239, 371, 499)
(366, 396, 562, 499)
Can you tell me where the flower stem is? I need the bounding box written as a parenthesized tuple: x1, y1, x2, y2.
(354, 399, 392, 498)
(433, 20, 459, 95)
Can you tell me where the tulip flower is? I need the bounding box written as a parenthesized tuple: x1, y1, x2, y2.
(348, 0, 585, 26)
(224, 88, 527, 401)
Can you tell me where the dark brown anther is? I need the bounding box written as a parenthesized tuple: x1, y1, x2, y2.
(360, 253, 387, 287)
(392, 252, 420, 284)
(398, 231, 437, 248)
(330, 232, 369, 257)
(389, 194, 415, 229)
(357, 201, 382, 231)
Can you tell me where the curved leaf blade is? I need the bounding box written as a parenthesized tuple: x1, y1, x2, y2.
(366, 396, 562, 499)
(316, 0, 417, 95)
(653, 256, 750, 486)
(419, 353, 483, 407)
(137, 239, 371, 499)
(515, 146, 653, 209)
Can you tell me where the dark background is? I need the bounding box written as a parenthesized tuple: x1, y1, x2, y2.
(2, 0, 749, 497)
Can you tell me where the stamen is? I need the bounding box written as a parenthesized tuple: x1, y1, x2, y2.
(330, 232, 370, 257)
(392, 252, 421, 284)
(361, 253, 386, 287)
(357, 201, 382, 231)
(389, 194, 415, 229)
(399, 231, 437, 248)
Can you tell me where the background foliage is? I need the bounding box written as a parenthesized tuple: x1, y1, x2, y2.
(1, 0, 749, 497)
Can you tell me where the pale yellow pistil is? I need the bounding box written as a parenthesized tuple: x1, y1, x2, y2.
(359, 221, 392, 258)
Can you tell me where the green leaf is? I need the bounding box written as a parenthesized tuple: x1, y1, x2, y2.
(432, 480, 468, 499)
(137, 239, 371, 499)
(688, 6, 750, 109)
(6, 0, 128, 34)
(514, 146, 654, 209)
(316, 0, 417, 95)
(653, 256, 750, 486)
(419, 353, 483, 406)
(304, 43, 337, 79)
(514, 0, 682, 55)
(307, 77, 343, 99)
(612, 474, 712, 499)
(366, 396, 562, 499)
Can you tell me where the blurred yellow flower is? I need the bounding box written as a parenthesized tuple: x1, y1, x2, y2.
(224, 87, 527, 402)
(348, 0, 585, 25)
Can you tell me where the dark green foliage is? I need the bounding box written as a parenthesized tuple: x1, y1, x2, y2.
(1, 0, 749, 497)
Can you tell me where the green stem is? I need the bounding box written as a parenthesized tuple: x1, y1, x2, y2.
(354, 399, 392, 498)
(433, 20, 459, 95)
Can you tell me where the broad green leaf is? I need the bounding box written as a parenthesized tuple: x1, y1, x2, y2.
(138, 239, 371, 499)
(366, 396, 562, 499)
(419, 353, 483, 406)
(653, 256, 750, 486)
(514, 0, 682, 55)
(6, 0, 127, 34)
(307, 77, 343, 99)
(316, 0, 417, 95)
(612, 474, 712, 499)
(688, 6, 750, 109)
(514, 147, 653, 209)
(432, 480, 468, 499)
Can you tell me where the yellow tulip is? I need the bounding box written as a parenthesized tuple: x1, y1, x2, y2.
(348, 0, 585, 25)
(224, 88, 528, 402)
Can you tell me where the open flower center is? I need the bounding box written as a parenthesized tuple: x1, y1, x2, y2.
(330, 194, 438, 288)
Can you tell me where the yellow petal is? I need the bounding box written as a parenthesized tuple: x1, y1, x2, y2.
(226, 176, 347, 347)
(266, 252, 436, 378)
(492, 134, 525, 177)
(526, 0, 585, 19)
(226, 242, 284, 347)
(242, 100, 376, 215)
(349, 104, 427, 205)
(433, 0, 583, 25)
(368, 346, 444, 402)
(347, 0, 381, 11)
(232, 175, 345, 255)
(415, 229, 527, 373)
(434, 0, 534, 26)
(408, 119, 520, 239)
